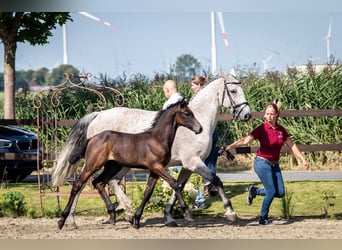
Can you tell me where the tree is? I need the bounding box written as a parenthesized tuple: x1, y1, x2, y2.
(32, 67, 49, 86)
(175, 54, 201, 82)
(22, 69, 35, 83)
(15, 70, 29, 91)
(46, 64, 80, 86)
(0, 12, 72, 119)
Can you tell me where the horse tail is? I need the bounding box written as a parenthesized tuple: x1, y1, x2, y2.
(51, 112, 99, 187)
(68, 138, 90, 165)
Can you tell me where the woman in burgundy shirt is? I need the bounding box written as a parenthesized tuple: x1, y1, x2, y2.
(225, 101, 309, 225)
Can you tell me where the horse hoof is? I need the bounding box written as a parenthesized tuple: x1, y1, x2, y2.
(224, 211, 238, 222)
(57, 220, 65, 230)
(165, 221, 178, 227)
(131, 217, 141, 229)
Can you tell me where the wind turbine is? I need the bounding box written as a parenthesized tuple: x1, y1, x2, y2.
(261, 49, 281, 73)
(324, 18, 332, 63)
(261, 53, 274, 73)
(62, 12, 115, 65)
(211, 11, 230, 76)
(217, 12, 229, 50)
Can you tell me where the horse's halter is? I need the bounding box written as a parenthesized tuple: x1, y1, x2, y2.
(222, 79, 249, 120)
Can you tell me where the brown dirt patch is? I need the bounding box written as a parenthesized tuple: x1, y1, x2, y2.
(1, 215, 341, 239)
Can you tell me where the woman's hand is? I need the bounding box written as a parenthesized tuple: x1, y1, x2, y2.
(303, 159, 309, 170)
(218, 146, 235, 161)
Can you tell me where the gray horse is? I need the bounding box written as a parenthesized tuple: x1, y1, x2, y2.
(52, 74, 251, 228)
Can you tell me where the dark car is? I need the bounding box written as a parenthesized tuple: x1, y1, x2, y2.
(0, 125, 42, 182)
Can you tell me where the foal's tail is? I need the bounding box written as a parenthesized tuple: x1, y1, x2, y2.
(68, 138, 90, 165)
(51, 112, 98, 187)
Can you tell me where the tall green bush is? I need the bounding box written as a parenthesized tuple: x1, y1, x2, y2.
(1, 65, 341, 166)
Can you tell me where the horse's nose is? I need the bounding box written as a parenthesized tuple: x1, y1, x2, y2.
(196, 126, 203, 134)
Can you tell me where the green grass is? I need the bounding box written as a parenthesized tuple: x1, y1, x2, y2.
(1, 180, 341, 220)
(208, 181, 342, 219)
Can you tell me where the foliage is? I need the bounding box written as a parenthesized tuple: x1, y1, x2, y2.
(134, 179, 173, 213)
(0, 63, 341, 167)
(0, 12, 72, 118)
(0, 65, 79, 91)
(133, 168, 196, 214)
(0, 191, 27, 217)
(0, 12, 72, 45)
(0, 181, 341, 220)
(223, 64, 342, 168)
(175, 54, 201, 82)
(322, 191, 336, 218)
(280, 188, 295, 219)
(46, 65, 80, 86)
(32, 67, 50, 85)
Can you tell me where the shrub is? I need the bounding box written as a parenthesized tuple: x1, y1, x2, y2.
(0, 191, 27, 217)
(280, 188, 295, 220)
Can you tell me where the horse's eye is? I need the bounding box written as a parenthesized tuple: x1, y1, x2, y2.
(230, 89, 237, 94)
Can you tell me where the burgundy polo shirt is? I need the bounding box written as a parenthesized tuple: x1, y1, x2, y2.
(250, 121, 290, 162)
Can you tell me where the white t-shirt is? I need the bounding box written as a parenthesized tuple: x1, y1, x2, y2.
(162, 93, 183, 110)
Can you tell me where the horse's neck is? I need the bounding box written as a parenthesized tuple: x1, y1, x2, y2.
(189, 78, 222, 133)
(151, 113, 178, 149)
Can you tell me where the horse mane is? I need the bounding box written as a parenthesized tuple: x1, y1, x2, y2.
(149, 109, 167, 129)
(148, 99, 186, 130)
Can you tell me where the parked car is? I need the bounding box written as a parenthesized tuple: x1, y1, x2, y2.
(0, 125, 42, 182)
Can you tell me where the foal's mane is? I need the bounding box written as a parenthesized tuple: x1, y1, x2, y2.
(148, 100, 184, 130)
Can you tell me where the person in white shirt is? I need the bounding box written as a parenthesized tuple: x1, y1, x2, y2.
(162, 80, 184, 110)
(162, 79, 207, 209)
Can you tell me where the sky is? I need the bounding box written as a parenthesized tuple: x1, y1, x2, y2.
(1, 0, 342, 78)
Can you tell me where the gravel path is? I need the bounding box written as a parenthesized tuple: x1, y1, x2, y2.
(1, 215, 342, 239)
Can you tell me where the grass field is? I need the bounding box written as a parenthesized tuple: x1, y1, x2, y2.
(1, 180, 341, 220)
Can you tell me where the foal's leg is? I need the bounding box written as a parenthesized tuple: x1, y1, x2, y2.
(132, 172, 159, 229)
(133, 166, 191, 229)
(58, 165, 99, 229)
(108, 167, 134, 222)
(68, 182, 87, 229)
(92, 161, 123, 225)
(154, 166, 192, 224)
(67, 165, 129, 228)
(164, 167, 193, 227)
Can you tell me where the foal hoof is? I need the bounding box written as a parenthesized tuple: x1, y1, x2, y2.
(131, 217, 141, 229)
(57, 220, 65, 230)
(224, 211, 238, 222)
